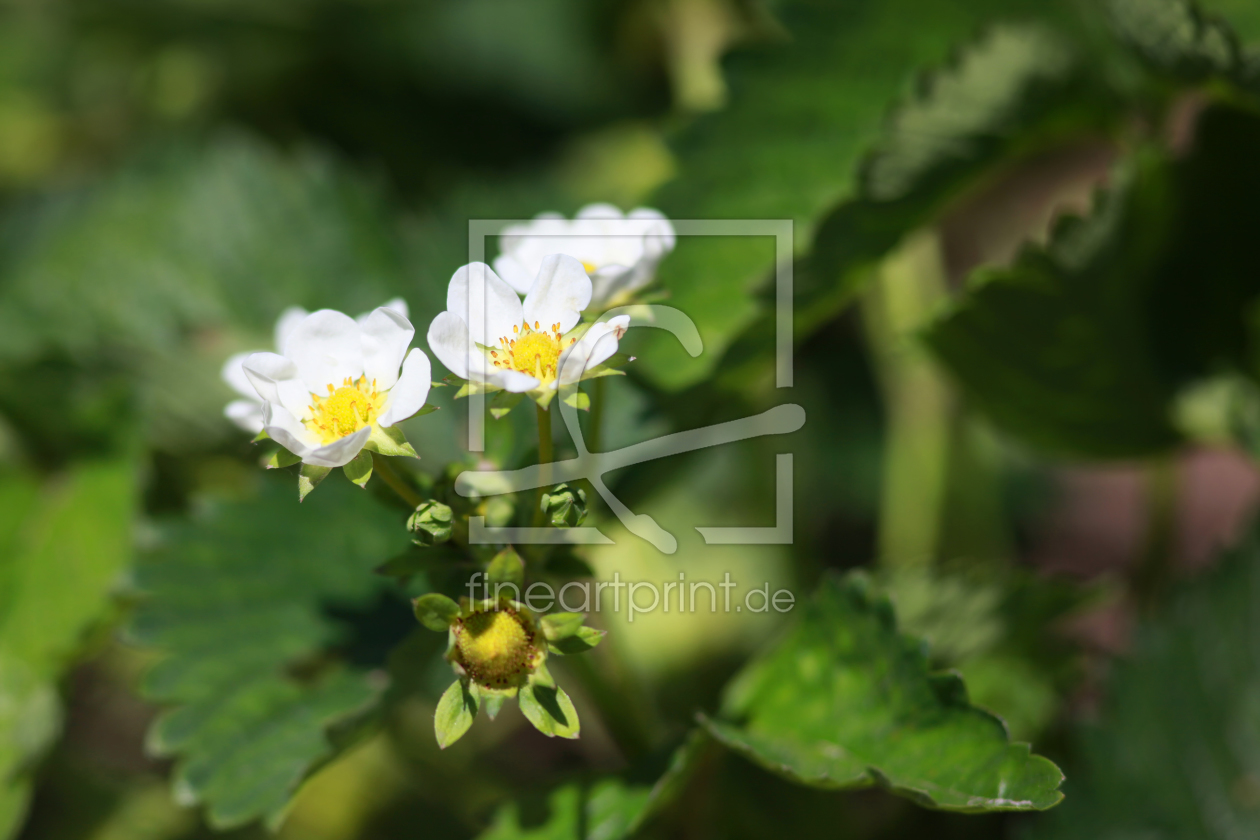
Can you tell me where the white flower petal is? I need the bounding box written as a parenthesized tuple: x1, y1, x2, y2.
(559, 315, 629, 384)
(492, 254, 535, 295)
(447, 262, 523, 346)
(577, 203, 624, 220)
(304, 426, 372, 467)
(221, 351, 261, 400)
(287, 309, 364, 393)
(428, 310, 476, 379)
(381, 297, 409, 320)
(360, 306, 414, 391)
(224, 400, 264, 433)
(242, 352, 314, 419)
(523, 255, 591, 335)
(273, 306, 309, 356)
(491, 369, 540, 392)
(262, 402, 318, 458)
(379, 348, 432, 427)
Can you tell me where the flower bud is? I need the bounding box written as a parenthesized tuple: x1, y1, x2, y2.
(408, 500, 453, 546)
(540, 484, 587, 528)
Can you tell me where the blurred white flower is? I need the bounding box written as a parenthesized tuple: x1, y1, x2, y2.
(222, 298, 408, 433)
(427, 256, 629, 405)
(242, 306, 431, 467)
(494, 204, 675, 309)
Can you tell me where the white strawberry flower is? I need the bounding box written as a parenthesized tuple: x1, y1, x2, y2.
(241, 306, 431, 468)
(494, 204, 675, 310)
(426, 256, 629, 405)
(222, 298, 409, 433)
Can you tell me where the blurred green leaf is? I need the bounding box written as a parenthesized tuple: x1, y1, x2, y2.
(0, 459, 136, 839)
(641, 0, 1078, 389)
(1035, 520, 1260, 838)
(925, 104, 1260, 457)
(703, 572, 1064, 812)
(128, 472, 410, 830)
(478, 779, 651, 840)
(1106, 0, 1259, 91)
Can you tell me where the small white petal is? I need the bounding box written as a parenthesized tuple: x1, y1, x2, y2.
(428, 311, 475, 380)
(379, 348, 432, 427)
(559, 315, 629, 384)
(221, 351, 261, 400)
(304, 426, 372, 468)
(242, 352, 314, 419)
(491, 369, 540, 392)
(287, 309, 364, 393)
(523, 255, 591, 335)
(492, 254, 535, 295)
(273, 306, 309, 356)
(576, 203, 624, 220)
(447, 262, 524, 346)
(360, 306, 414, 391)
(224, 400, 264, 433)
(262, 402, 318, 458)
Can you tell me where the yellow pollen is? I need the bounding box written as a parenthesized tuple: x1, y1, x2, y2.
(304, 375, 386, 445)
(456, 608, 537, 688)
(498, 323, 564, 383)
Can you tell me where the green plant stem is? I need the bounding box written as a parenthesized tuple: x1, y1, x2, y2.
(533, 404, 554, 526)
(371, 452, 422, 509)
(588, 377, 606, 454)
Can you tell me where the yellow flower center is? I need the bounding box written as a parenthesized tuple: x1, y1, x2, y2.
(304, 376, 386, 444)
(581, 260, 598, 273)
(456, 608, 538, 689)
(489, 321, 576, 384)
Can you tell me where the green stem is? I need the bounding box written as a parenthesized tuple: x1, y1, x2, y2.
(588, 377, 606, 454)
(371, 452, 423, 509)
(533, 404, 554, 526)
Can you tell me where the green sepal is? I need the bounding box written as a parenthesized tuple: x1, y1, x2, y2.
(251, 428, 271, 443)
(562, 389, 590, 411)
(547, 625, 605, 655)
(490, 391, 524, 419)
(365, 424, 417, 458)
(413, 593, 461, 631)
(582, 354, 631, 379)
(540, 612, 586, 642)
(529, 660, 556, 690)
(342, 450, 373, 488)
(261, 446, 301, 470)
(408, 500, 454, 546)
(519, 684, 580, 739)
(486, 547, 524, 590)
(298, 464, 331, 501)
(479, 686, 516, 721)
(434, 679, 478, 749)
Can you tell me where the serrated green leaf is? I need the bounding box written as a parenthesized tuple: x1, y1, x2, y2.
(925, 104, 1260, 458)
(413, 593, 460, 631)
(434, 680, 477, 749)
(365, 424, 416, 458)
(519, 684, 580, 739)
(640, 0, 1077, 389)
(342, 450, 373, 488)
(1034, 520, 1260, 838)
(478, 780, 652, 840)
(1107, 0, 1256, 90)
(0, 460, 136, 839)
(129, 473, 409, 829)
(546, 625, 605, 656)
(298, 464, 332, 501)
(703, 572, 1063, 812)
(485, 548, 524, 590)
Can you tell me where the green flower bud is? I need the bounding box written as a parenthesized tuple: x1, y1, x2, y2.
(540, 484, 587, 528)
(408, 500, 453, 546)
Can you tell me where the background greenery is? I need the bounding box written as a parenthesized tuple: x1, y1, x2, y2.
(3, 0, 1260, 837)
